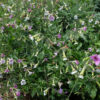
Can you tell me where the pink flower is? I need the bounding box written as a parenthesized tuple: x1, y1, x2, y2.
(28, 26, 32, 30)
(57, 43, 60, 47)
(16, 91, 21, 96)
(9, 58, 14, 65)
(17, 59, 22, 63)
(75, 60, 79, 65)
(90, 54, 100, 66)
(5, 69, 9, 73)
(9, 15, 13, 19)
(30, 4, 32, 7)
(1, 26, 5, 30)
(62, 41, 65, 45)
(88, 48, 92, 52)
(65, 91, 68, 94)
(10, 88, 13, 92)
(7, 8, 10, 12)
(44, 58, 48, 62)
(24, 93, 26, 96)
(49, 15, 55, 21)
(33, 5, 35, 8)
(58, 88, 63, 94)
(57, 34, 61, 38)
(83, 26, 87, 31)
(1, 53, 5, 58)
(27, 8, 32, 12)
(11, 24, 15, 28)
(0, 59, 5, 65)
(14, 84, 17, 88)
(73, 28, 76, 31)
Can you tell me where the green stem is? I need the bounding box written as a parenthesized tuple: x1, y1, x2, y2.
(67, 79, 78, 99)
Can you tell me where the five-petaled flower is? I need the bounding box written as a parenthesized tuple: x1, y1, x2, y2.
(21, 79, 26, 85)
(49, 15, 55, 21)
(9, 58, 14, 65)
(90, 54, 100, 66)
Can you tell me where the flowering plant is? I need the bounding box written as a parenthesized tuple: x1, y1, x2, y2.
(0, 0, 100, 100)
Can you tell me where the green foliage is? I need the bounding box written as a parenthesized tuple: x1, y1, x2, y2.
(0, 0, 100, 100)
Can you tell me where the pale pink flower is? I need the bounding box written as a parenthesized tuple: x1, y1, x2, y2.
(90, 54, 100, 66)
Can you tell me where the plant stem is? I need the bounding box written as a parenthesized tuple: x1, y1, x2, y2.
(67, 78, 78, 99)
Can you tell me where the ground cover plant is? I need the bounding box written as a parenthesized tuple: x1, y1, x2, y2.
(0, 0, 100, 100)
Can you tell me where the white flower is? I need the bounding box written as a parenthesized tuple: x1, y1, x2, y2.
(52, 79, 55, 86)
(81, 21, 85, 25)
(1, 4, 5, 8)
(19, 24, 23, 28)
(59, 6, 63, 11)
(74, 42, 78, 45)
(28, 71, 34, 75)
(58, 82, 63, 88)
(44, 10, 49, 16)
(23, 65, 27, 68)
(71, 71, 77, 75)
(96, 69, 100, 73)
(35, 41, 38, 45)
(21, 79, 26, 85)
(29, 35, 34, 41)
(55, 64, 58, 68)
(4, 13, 8, 16)
(0, 59, 5, 65)
(74, 15, 78, 20)
(95, 20, 99, 24)
(67, 80, 71, 84)
(79, 68, 82, 71)
(54, 52, 58, 56)
(43, 88, 49, 96)
(96, 49, 100, 53)
(34, 64, 37, 68)
(44, 91, 46, 96)
(63, 57, 67, 61)
(64, 3, 67, 7)
(11, 10, 14, 13)
(79, 7, 82, 11)
(78, 75, 84, 79)
(24, 16, 30, 21)
(89, 19, 93, 23)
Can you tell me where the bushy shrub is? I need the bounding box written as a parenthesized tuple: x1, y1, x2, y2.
(0, 0, 100, 100)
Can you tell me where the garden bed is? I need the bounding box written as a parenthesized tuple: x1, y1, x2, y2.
(0, 0, 100, 100)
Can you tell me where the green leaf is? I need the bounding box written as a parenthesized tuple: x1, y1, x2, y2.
(31, 89, 37, 97)
(90, 87, 97, 99)
(76, 43, 82, 50)
(95, 41, 100, 46)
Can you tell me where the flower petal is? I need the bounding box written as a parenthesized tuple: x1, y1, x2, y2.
(95, 61, 100, 66)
